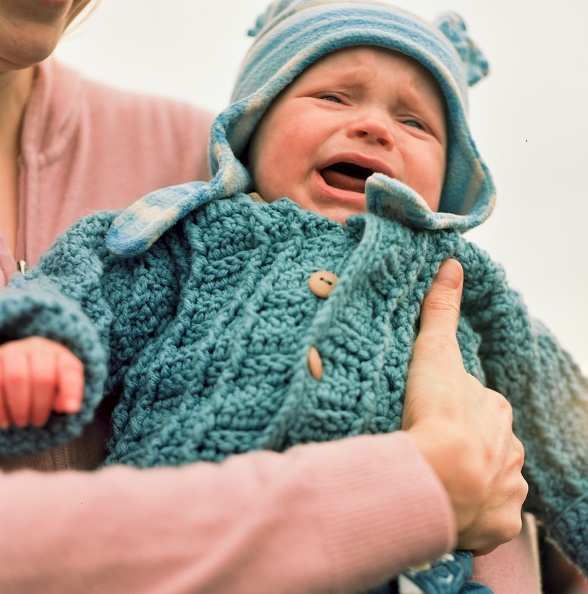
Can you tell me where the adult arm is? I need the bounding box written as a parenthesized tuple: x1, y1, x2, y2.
(0, 433, 453, 594)
(0, 260, 529, 593)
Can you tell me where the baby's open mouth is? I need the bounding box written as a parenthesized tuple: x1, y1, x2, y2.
(320, 162, 373, 193)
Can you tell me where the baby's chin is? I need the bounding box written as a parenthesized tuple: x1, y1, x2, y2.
(303, 196, 367, 224)
(287, 182, 367, 223)
(255, 184, 368, 223)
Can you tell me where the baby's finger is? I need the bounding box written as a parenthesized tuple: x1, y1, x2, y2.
(1, 346, 32, 427)
(53, 349, 84, 414)
(0, 364, 9, 429)
(29, 351, 58, 427)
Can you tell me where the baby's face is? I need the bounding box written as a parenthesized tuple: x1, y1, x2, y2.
(248, 46, 447, 224)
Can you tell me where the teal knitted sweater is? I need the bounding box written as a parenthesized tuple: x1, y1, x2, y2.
(1, 194, 587, 574)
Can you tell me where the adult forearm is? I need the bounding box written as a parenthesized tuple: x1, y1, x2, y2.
(0, 432, 453, 594)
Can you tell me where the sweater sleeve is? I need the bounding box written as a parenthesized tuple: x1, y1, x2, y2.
(0, 432, 456, 594)
(459, 242, 588, 574)
(0, 213, 121, 455)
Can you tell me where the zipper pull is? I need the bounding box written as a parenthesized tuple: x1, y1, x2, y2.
(17, 260, 27, 274)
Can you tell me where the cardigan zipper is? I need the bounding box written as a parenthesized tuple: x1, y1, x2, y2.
(15, 154, 28, 277)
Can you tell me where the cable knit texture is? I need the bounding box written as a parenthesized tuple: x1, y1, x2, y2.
(1, 2, 586, 590)
(0, 195, 587, 583)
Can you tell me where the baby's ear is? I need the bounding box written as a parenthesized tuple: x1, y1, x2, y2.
(239, 139, 252, 168)
(434, 12, 489, 87)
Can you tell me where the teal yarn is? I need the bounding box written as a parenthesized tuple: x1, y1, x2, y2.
(2, 194, 588, 579)
(2, 1, 588, 588)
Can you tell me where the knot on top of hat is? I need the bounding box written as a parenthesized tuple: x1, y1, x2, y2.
(434, 11, 489, 86)
(248, 11, 267, 37)
(248, 0, 291, 37)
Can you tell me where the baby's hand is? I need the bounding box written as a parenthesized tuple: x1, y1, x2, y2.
(0, 337, 84, 429)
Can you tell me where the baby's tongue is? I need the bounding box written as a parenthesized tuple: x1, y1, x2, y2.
(321, 165, 367, 193)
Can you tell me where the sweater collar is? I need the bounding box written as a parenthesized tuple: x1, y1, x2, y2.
(20, 58, 83, 166)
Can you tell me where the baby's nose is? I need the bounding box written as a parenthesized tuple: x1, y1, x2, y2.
(349, 116, 393, 148)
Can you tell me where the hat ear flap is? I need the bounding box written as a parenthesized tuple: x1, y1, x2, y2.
(105, 182, 212, 256)
(106, 101, 256, 258)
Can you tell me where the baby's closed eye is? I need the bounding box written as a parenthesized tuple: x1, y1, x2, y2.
(319, 94, 344, 104)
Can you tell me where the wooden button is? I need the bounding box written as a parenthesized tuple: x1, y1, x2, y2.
(307, 346, 323, 381)
(308, 270, 338, 299)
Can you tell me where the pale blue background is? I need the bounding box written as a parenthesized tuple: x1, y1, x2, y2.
(55, 0, 588, 372)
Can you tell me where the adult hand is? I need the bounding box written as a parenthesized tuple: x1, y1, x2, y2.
(402, 259, 528, 554)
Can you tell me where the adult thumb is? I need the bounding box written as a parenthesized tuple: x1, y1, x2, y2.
(416, 259, 464, 346)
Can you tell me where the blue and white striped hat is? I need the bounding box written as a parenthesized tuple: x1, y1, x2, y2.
(107, 0, 495, 256)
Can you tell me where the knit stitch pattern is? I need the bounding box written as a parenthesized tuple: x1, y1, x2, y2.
(1, 195, 587, 575)
(1, 2, 587, 587)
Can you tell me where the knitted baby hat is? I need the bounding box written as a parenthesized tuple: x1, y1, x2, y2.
(107, 0, 494, 256)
